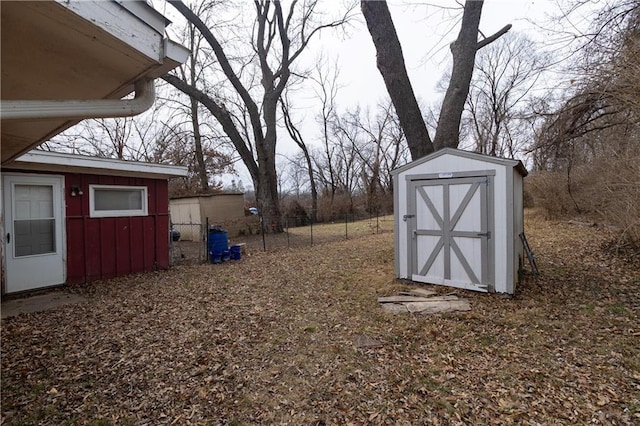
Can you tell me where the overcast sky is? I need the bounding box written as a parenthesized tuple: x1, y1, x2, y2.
(339, 1, 565, 104)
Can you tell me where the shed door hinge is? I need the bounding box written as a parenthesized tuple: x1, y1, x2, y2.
(403, 214, 415, 222)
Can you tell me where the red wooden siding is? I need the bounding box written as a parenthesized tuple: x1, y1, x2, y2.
(64, 173, 170, 285)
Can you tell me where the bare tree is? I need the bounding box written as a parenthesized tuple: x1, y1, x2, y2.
(531, 0, 640, 170)
(163, 0, 354, 231)
(45, 108, 162, 161)
(463, 32, 549, 158)
(526, 1, 640, 246)
(360, 0, 511, 159)
(306, 100, 408, 216)
(339, 102, 408, 212)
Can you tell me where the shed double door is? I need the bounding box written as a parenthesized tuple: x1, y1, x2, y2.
(408, 176, 493, 292)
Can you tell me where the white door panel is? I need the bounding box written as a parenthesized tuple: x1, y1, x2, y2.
(3, 174, 65, 293)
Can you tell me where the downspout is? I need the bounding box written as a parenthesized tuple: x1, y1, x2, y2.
(0, 79, 155, 120)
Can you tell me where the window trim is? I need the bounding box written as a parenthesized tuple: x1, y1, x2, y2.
(89, 184, 148, 218)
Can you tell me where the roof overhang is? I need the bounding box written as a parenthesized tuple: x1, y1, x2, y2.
(4, 150, 189, 180)
(0, 0, 189, 165)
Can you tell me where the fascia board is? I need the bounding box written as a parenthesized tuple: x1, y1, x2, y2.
(57, 0, 164, 62)
(10, 151, 189, 179)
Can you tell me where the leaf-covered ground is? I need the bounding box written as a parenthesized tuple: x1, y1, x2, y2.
(2, 210, 639, 425)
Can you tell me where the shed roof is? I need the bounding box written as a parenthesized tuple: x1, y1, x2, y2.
(170, 192, 244, 200)
(392, 148, 528, 177)
(4, 150, 188, 180)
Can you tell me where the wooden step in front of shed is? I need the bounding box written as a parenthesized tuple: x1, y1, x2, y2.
(379, 288, 471, 315)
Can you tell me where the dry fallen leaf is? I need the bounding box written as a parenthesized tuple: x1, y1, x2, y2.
(1, 210, 638, 424)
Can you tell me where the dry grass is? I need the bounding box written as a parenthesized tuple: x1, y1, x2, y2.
(2, 210, 639, 425)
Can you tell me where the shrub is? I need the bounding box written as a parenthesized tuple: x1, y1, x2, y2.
(527, 152, 640, 249)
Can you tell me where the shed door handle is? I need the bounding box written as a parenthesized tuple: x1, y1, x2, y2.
(6, 233, 10, 244)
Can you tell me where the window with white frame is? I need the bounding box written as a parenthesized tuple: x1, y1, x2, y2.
(89, 185, 148, 218)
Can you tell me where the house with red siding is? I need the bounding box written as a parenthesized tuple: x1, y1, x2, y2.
(1, 1, 189, 294)
(2, 151, 187, 293)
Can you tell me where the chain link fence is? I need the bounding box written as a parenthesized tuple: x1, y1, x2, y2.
(170, 212, 393, 264)
(170, 223, 206, 265)
(243, 211, 393, 252)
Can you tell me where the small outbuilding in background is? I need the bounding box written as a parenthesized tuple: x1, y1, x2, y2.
(393, 148, 528, 294)
(169, 192, 256, 240)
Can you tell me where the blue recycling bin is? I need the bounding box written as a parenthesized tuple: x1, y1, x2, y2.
(208, 230, 228, 264)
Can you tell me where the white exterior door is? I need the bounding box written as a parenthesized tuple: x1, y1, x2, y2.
(408, 176, 493, 292)
(3, 174, 65, 293)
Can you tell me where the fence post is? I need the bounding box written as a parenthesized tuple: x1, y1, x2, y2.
(286, 216, 290, 249)
(205, 217, 210, 262)
(345, 213, 348, 240)
(310, 214, 314, 247)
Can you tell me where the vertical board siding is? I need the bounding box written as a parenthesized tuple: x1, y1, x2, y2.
(115, 217, 132, 276)
(84, 218, 102, 281)
(65, 218, 85, 285)
(142, 216, 156, 271)
(100, 217, 117, 279)
(62, 173, 170, 284)
(154, 180, 170, 269)
(129, 216, 144, 273)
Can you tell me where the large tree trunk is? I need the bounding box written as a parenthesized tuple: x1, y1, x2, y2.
(432, 1, 484, 150)
(361, 0, 511, 158)
(259, 94, 283, 232)
(188, 29, 209, 192)
(361, 1, 433, 160)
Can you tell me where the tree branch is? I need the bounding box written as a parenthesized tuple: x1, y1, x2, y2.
(162, 74, 259, 182)
(477, 24, 513, 50)
(167, 0, 264, 144)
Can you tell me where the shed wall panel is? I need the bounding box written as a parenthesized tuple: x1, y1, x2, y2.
(84, 218, 102, 281)
(63, 173, 170, 283)
(168, 198, 201, 241)
(129, 216, 144, 273)
(3, 169, 172, 287)
(66, 217, 85, 285)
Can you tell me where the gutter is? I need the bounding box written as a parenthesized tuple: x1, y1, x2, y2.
(0, 79, 155, 120)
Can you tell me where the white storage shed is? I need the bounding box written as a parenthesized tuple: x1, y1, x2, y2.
(393, 148, 528, 294)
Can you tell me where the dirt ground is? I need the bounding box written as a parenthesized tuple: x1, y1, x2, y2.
(1, 209, 639, 425)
